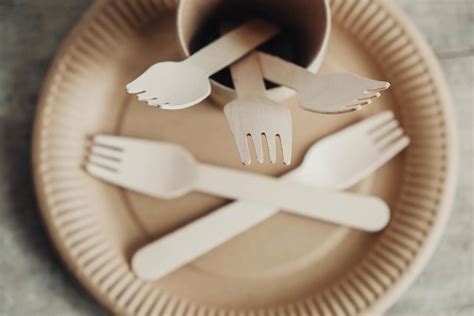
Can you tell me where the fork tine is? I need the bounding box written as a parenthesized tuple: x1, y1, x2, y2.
(90, 145, 122, 160)
(266, 135, 277, 163)
(93, 135, 124, 149)
(149, 101, 171, 107)
(88, 153, 121, 169)
(343, 104, 363, 112)
(358, 92, 381, 101)
(377, 128, 404, 148)
(279, 133, 292, 165)
(365, 79, 390, 92)
(138, 92, 154, 101)
(251, 133, 264, 163)
(86, 162, 120, 184)
(126, 81, 145, 94)
(379, 135, 410, 159)
(234, 134, 251, 165)
(346, 100, 371, 108)
(372, 119, 399, 140)
(148, 98, 169, 105)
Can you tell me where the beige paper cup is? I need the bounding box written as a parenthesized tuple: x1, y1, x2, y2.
(177, 0, 331, 105)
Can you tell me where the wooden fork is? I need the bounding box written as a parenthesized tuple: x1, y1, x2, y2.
(224, 51, 292, 165)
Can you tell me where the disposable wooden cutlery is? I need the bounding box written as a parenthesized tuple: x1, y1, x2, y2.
(126, 19, 279, 109)
(86, 135, 388, 228)
(257, 52, 390, 113)
(224, 51, 292, 165)
(131, 111, 409, 281)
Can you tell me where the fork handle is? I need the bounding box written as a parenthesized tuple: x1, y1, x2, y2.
(132, 199, 277, 280)
(220, 22, 267, 98)
(132, 165, 389, 280)
(195, 164, 389, 230)
(227, 41, 267, 97)
(257, 51, 313, 90)
(186, 20, 279, 76)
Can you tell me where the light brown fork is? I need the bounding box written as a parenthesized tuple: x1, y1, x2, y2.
(224, 51, 292, 165)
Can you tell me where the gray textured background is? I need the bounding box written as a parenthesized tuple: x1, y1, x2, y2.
(0, 0, 472, 315)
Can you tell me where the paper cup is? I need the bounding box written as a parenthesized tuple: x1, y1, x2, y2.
(177, 0, 331, 105)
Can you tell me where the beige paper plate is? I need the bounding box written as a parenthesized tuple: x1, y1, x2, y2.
(32, 0, 457, 314)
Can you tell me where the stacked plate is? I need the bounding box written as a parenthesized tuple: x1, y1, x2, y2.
(33, 0, 457, 314)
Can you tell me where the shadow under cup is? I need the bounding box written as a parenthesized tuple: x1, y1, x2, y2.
(177, 0, 331, 105)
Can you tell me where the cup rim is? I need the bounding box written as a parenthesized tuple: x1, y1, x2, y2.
(176, 0, 331, 101)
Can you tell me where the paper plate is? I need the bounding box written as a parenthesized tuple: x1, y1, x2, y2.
(32, 0, 457, 314)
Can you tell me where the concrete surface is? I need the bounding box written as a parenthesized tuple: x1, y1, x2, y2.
(0, 0, 472, 315)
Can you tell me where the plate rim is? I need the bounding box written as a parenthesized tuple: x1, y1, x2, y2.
(360, 0, 458, 313)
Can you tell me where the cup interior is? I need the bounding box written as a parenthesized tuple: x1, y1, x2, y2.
(177, 0, 330, 96)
